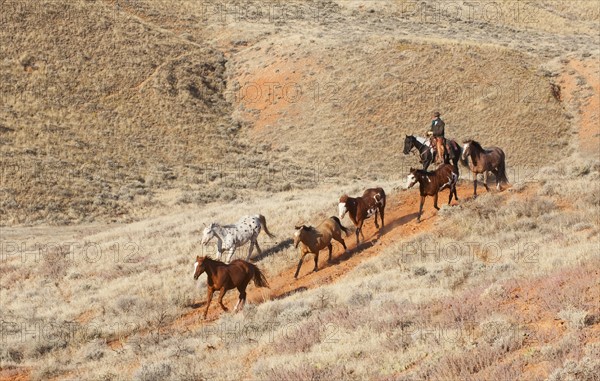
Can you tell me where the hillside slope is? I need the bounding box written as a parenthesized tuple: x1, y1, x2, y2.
(2, 0, 598, 225)
(0, 1, 599, 381)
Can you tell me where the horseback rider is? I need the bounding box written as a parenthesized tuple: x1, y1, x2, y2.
(426, 111, 447, 164)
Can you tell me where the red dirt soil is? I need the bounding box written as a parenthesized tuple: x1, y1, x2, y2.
(171, 183, 476, 330)
(558, 58, 600, 157)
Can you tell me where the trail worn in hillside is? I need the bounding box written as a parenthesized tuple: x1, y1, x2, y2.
(168, 183, 472, 331)
(0, 182, 482, 381)
(558, 58, 600, 157)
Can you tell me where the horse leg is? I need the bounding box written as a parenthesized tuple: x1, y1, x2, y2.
(217, 286, 229, 312)
(492, 169, 501, 191)
(239, 290, 246, 311)
(327, 243, 333, 263)
(483, 172, 490, 192)
(246, 241, 254, 261)
(358, 220, 366, 242)
(235, 287, 246, 312)
(203, 286, 214, 319)
(453, 158, 460, 178)
(380, 206, 385, 229)
(313, 251, 320, 272)
(225, 247, 236, 263)
(216, 240, 223, 261)
(452, 174, 459, 201)
(434, 192, 440, 210)
(449, 177, 458, 203)
(333, 235, 348, 254)
(294, 252, 307, 279)
(254, 240, 262, 255)
(355, 225, 360, 245)
(417, 196, 425, 222)
(373, 210, 379, 229)
(473, 176, 478, 197)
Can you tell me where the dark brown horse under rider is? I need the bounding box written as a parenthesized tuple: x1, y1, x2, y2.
(427, 111, 448, 164)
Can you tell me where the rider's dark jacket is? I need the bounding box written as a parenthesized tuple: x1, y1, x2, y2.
(431, 118, 445, 137)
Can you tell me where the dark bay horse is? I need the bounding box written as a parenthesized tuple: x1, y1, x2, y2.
(461, 140, 508, 196)
(339, 187, 386, 244)
(193, 256, 269, 319)
(406, 164, 458, 222)
(403, 135, 433, 170)
(403, 135, 462, 176)
(293, 216, 350, 278)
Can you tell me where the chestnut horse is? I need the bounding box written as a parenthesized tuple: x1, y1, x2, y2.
(406, 164, 458, 222)
(461, 140, 508, 196)
(193, 256, 269, 319)
(293, 216, 350, 278)
(339, 187, 386, 244)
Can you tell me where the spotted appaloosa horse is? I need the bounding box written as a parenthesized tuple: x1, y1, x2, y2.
(339, 187, 386, 244)
(406, 164, 458, 222)
(461, 140, 508, 196)
(201, 215, 275, 263)
(193, 256, 269, 319)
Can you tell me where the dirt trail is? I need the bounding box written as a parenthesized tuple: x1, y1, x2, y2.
(558, 58, 600, 157)
(0, 370, 30, 381)
(167, 183, 472, 331)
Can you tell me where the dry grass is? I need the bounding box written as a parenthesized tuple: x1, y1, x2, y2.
(1, 0, 599, 380)
(2, 0, 597, 225)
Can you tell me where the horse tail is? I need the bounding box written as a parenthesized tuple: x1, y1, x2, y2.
(497, 154, 509, 184)
(331, 216, 351, 236)
(251, 265, 269, 288)
(258, 214, 275, 238)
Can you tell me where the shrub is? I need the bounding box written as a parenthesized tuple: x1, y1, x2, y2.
(133, 361, 173, 381)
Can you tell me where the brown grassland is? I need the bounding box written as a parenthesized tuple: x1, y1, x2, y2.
(1, 0, 599, 380)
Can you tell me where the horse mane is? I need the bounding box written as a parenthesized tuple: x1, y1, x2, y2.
(202, 256, 226, 266)
(414, 136, 428, 145)
(303, 225, 317, 232)
(414, 168, 434, 176)
(468, 140, 484, 152)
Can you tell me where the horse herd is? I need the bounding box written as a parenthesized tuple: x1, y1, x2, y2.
(193, 137, 509, 319)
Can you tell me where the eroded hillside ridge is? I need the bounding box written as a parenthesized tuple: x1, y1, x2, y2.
(0, 0, 597, 227)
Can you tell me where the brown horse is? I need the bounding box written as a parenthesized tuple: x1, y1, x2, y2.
(293, 216, 350, 278)
(406, 164, 458, 222)
(193, 256, 269, 319)
(461, 140, 508, 196)
(339, 187, 386, 244)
